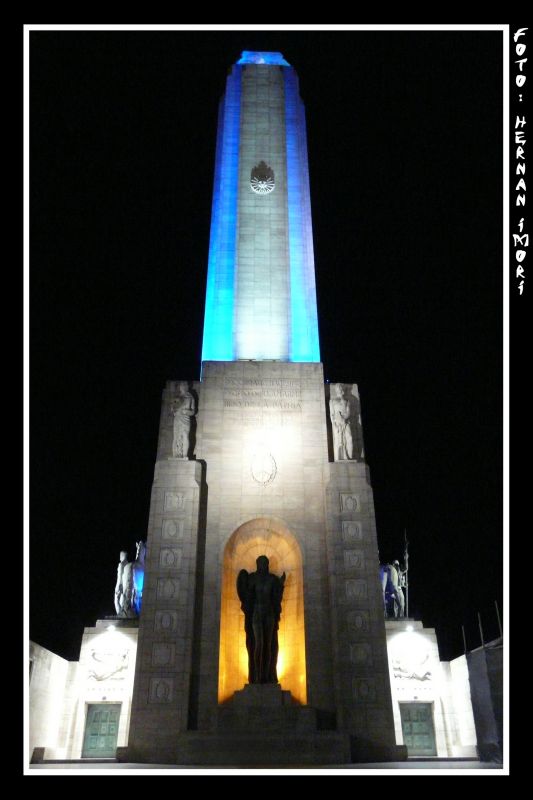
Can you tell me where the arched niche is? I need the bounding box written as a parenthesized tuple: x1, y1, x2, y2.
(218, 517, 307, 705)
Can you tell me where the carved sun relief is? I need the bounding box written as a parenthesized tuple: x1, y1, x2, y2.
(251, 447, 277, 485)
(250, 161, 275, 194)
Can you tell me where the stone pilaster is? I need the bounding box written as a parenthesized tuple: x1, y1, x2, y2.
(127, 457, 206, 760)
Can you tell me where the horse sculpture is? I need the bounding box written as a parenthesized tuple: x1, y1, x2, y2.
(116, 541, 146, 617)
(379, 562, 405, 618)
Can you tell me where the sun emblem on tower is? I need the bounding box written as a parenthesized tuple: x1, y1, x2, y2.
(250, 443, 277, 485)
(250, 161, 275, 194)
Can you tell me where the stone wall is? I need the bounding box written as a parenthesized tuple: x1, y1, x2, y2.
(385, 620, 477, 757)
(29, 642, 71, 757)
(125, 361, 402, 762)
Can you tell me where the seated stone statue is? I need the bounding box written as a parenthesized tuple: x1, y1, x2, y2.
(237, 556, 286, 684)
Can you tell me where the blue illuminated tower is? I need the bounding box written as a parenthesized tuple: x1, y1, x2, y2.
(202, 51, 320, 363)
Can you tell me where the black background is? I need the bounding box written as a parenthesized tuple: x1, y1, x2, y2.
(30, 29, 503, 663)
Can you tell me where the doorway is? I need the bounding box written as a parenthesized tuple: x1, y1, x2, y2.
(81, 703, 121, 758)
(399, 702, 437, 756)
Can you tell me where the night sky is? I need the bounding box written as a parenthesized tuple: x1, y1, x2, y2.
(30, 29, 504, 664)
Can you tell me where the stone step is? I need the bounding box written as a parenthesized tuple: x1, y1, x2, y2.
(125, 731, 352, 766)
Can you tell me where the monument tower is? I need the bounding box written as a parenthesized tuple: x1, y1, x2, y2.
(126, 51, 405, 765)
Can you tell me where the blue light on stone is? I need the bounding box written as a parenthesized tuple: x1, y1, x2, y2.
(237, 51, 291, 66)
(283, 68, 321, 362)
(133, 569, 144, 615)
(201, 66, 242, 362)
(201, 55, 320, 364)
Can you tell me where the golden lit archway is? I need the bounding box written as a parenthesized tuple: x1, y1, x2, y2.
(218, 517, 307, 705)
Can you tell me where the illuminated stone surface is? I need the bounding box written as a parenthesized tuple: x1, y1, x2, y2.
(30, 617, 478, 762)
(29, 621, 138, 760)
(29, 52, 480, 767)
(385, 620, 477, 758)
(125, 54, 400, 765)
(125, 362, 404, 763)
(201, 53, 320, 363)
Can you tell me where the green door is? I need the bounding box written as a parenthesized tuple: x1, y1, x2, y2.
(399, 703, 437, 757)
(82, 704, 121, 758)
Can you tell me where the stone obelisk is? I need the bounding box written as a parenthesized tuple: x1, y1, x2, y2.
(126, 51, 405, 765)
(201, 50, 320, 364)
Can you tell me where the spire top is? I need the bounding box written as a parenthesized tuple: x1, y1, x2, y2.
(237, 51, 290, 66)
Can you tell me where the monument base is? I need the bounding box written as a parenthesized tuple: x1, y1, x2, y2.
(122, 684, 406, 765)
(124, 363, 407, 765)
(123, 730, 351, 766)
(218, 683, 327, 733)
(350, 740, 408, 763)
(122, 733, 407, 766)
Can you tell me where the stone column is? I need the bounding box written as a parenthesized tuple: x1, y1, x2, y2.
(126, 457, 206, 761)
(325, 460, 403, 760)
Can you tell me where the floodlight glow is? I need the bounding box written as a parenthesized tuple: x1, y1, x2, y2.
(237, 51, 290, 66)
(133, 569, 144, 615)
(201, 66, 241, 362)
(283, 68, 320, 362)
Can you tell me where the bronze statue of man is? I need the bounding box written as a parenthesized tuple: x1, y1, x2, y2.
(237, 556, 286, 684)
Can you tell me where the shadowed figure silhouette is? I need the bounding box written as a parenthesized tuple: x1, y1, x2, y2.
(237, 556, 286, 683)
